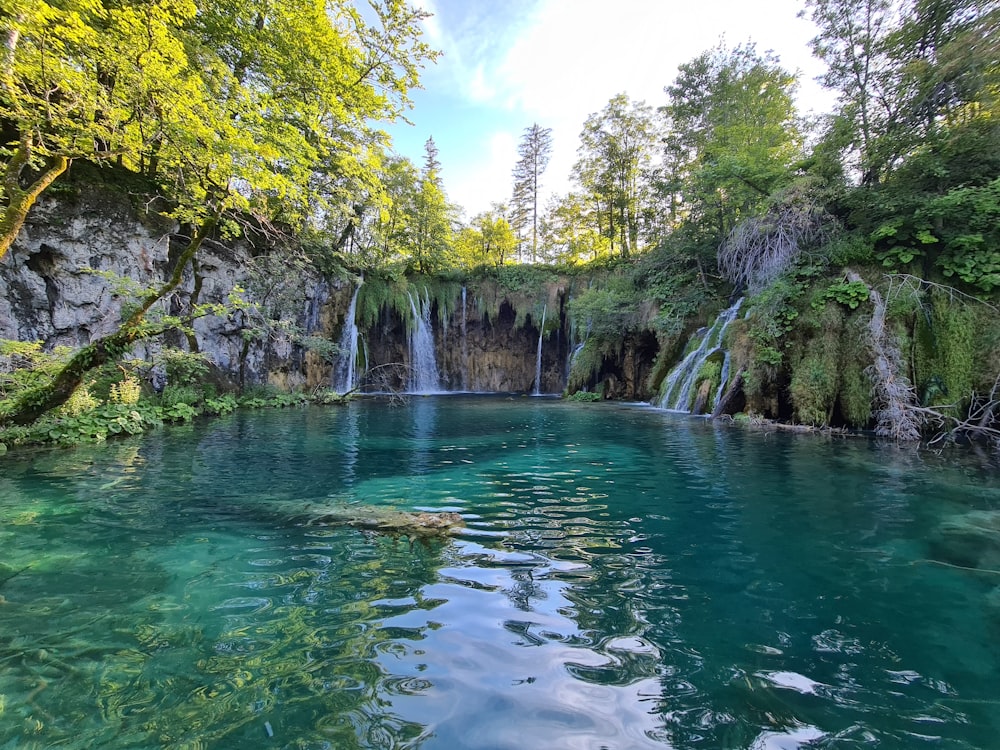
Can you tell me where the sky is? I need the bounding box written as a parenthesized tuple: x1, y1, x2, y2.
(386, 0, 837, 220)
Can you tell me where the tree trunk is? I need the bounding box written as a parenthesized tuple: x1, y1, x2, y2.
(1, 141, 70, 262)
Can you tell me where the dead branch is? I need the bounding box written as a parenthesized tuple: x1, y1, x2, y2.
(848, 270, 923, 441)
(718, 182, 835, 292)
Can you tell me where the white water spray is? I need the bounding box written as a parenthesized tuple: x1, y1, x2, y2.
(534, 305, 547, 395)
(656, 298, 744, 412)
(407, 290, 442, 394)
(333, 279, 362, 393)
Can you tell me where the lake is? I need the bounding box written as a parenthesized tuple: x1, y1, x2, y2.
(1, 396, 998, 748)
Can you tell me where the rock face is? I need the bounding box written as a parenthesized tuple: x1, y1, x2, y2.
(358, 294, 573, 394)
(1, 187, 334, 390)
(2, 189, 172, 347)
(2, 188, 660, 399)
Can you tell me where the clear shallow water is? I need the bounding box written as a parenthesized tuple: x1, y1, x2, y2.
(1, 397, 999, 749)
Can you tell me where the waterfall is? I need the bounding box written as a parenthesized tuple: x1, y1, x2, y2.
(533, 305, 547, 395)
(461, 286, 468, 391)
(304, 279, 330, 335)
(407, 289, 442, 394)
(656, 298, 744, 412)
(333, 278, 362, 393)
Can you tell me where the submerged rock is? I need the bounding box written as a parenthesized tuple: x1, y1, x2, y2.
(930, 510, 1000, 570)
(310, 506, 465, 538)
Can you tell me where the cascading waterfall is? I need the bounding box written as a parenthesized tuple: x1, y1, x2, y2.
(333, 278, 362, 393)
(461, 286, 468, 391)
(533, 305, 547, 395)
(656, 298, 744, 412)
(407, 289, 442, 394)
(304, 279, 330, 335)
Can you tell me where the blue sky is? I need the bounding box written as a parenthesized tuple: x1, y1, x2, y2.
(386, 0, 836, 220)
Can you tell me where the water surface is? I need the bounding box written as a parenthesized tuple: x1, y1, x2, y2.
(1, 396, 999, 748)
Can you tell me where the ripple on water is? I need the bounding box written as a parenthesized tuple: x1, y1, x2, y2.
(4, 399, 1000, 749)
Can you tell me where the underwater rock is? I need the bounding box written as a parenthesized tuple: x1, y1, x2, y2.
(310, 506, 465, 538)
(930, 510, 1000, 570)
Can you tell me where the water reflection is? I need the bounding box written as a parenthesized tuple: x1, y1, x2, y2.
(2, 397, 1000, 748)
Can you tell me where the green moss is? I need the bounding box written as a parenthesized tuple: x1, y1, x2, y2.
(788, 303, 844, 425)
(838, 315, 873, 427)
(566, 339, 618, 393)
(913, 290, 981, 414)
(355, 273, 413, 330)
(688, 356, 723, 411)
(565, 390, 602, 402)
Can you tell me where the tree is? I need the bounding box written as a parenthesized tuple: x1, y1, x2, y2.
(350, 154, 420, 267)
(573, 94, 657, 258)
(802, 0, 997, 184)
(540, 192, 611, 264)
(803, 0, 907, 184)
(474, 209, 516, 267)
(3, 0, 438, 423)
(0, 0, 438, 265)
(408, 137, 454, 273)
(511, 123, 553, 262)
(0, 0, 200, 261)
(663, 43, 803, 251)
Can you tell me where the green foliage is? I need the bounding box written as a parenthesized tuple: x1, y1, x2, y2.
(839, 316, 873, 427)
(61, 381, 101, 416)
(203, 394, 238, 416)
(812, 281, 870, 310)
(570, 281, 640, 339)
(18, 403, 164, 445)
(911, 290, 994, 415)
(565, 390, 602, 402)
(927, 178, 1000, 292)
(160, 385, 202, 410)
(157, 349, 211, 387)
(664, 42, 803, 246)
(356, 273, 411, 330)
(744, 275, 806, 370)
(109, 374, 142, 405)
(788, 308, 841, 427)
(824, 233, 875, 267)
(574, 93, 658, 258)
(689, 358, 723, 411)
(238, 387, 310, 409)
(312, 390, 348, 406)
(566, 339, 611, 393)
(0, 340, 72, 401)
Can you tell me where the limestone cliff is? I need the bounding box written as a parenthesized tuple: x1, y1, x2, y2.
(2, 188, 660, 399)
(1, 186, 333, 390)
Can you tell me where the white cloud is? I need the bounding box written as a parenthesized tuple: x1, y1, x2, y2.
(407, 0, 835, 217)
(449, 131, 519, 220)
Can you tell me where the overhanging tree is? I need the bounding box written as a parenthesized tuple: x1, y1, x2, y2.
(2, 0, 437, 424)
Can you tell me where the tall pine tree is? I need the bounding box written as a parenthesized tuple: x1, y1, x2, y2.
(511, 123, 553, 262)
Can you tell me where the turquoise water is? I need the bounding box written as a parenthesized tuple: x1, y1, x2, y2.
(1, 396, 999, 749)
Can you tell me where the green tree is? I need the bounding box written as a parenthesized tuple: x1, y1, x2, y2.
(408, 136, 454, 273)
(351, 154, 420, 267)
(573, 94, 657, 258)
(540, 191, 611, 264)
(804, 0, 900, 184)
(472, 208, 516, 268)
(3, 0, 437, 423)
(662, 43, 803, 253)
(0, 0, 200, 261)
(802, 0, 996, 185)
(511, 123, 553, 262)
